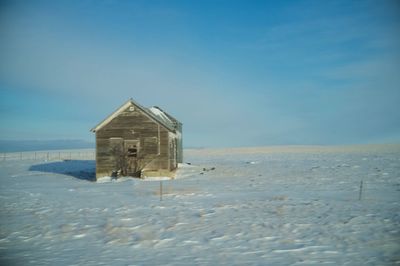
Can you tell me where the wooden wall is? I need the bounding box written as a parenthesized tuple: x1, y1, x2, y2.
(176, 122, 183, 163)
(95, 105, 178, 178)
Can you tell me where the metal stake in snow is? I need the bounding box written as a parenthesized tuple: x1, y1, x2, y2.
(160, 181, 163, 201)
(359, 180, 364, 201)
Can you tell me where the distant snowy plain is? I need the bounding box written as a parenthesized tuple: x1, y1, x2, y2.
(0, 145, 399, 265)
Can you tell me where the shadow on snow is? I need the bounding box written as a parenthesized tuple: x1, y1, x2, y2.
(29, 160, 96, 182)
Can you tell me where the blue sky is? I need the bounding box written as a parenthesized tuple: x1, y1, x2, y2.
(0, 0, 399, 147)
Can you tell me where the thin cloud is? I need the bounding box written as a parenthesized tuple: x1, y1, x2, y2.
(0, 0, 399, 146)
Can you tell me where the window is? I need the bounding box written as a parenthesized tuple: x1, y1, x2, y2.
(127, 147, 137, 158)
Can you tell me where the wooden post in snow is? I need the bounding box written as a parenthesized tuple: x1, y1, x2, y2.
(160, 181, 163, 201)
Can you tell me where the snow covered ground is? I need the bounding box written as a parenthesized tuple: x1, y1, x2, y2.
(0, 145, 399, 265)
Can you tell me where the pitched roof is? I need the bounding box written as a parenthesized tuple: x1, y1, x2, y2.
(91, 98, 181, 133)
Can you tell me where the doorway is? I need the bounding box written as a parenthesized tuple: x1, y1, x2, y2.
(124, 140, 140, 177)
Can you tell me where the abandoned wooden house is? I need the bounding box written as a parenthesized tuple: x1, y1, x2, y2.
(91, 99, 182, 180)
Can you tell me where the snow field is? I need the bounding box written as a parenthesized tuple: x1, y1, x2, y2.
(0, 145, 399, 265)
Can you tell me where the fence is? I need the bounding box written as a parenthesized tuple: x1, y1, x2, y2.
(1, 149, 95, 161)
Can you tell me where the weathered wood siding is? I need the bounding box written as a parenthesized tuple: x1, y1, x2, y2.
(176, 123, 183, 163)
(95, 105, 176, 178)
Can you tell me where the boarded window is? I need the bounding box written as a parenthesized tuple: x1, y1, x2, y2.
(109, 138, 123, 153)
(124, 140, 139, 158)
(127, 147, 137, 157)
(109, 138, 124, 173)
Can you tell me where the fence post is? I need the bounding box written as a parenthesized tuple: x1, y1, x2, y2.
(160, 181, 163, 201)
